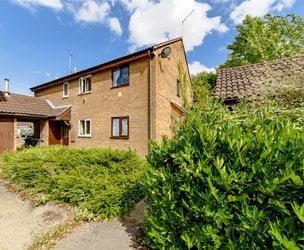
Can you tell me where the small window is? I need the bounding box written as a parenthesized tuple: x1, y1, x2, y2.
(111, 117, 129, 138)
(79, 119, 91, 137)
(177, 79, 181, 97)
(79, 75, 91, 94)
(112, 66, 129, 87)
(63, 82, 69, 98)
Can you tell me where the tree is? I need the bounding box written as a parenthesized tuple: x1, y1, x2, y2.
(191, 71, 216, 109)
(221, 14, 304, 68)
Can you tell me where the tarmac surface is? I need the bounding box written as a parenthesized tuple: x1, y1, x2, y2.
(0, 179, 143, 249)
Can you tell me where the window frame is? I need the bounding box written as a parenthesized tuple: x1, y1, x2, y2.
(79, 75, 92, 94)
(63, 82, 69, 98)
(111, 116, 129, 139)
(112, 65, 129, 88)
(78, 119, 91, 137)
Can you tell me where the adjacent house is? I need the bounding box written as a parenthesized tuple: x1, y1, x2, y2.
(0, 38, 191, 155)
(215, 55, 304, 105)
(0, 88, 71, 153)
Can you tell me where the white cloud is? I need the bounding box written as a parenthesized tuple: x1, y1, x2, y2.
(230, 0, 296, 24)
(12, 0, 63, 10)
(189, 61, 215, 75)
(74, 0, 111, 23)
(108, 17, 123, 36)
(120, 0, 228, 51)
(119, 0, 150, 12)
(274, 0, 295, 11)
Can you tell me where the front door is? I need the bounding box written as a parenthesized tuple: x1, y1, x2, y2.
(49, 121, 69, 146)
(49, 121, 62, 145)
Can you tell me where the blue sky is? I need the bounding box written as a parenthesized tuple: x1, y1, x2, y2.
(0, 0, 303, 96)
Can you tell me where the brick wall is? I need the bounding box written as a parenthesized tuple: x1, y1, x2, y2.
(35, 58, 150, 155)
(34, 39, 192, 156)
(152, 40, 192, 141)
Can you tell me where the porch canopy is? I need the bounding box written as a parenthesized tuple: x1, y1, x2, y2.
(0, 91, 71, 120)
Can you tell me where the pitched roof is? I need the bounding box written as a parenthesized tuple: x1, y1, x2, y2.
(215, 55, 304, 102)
(0, 91, 70, 119)
(31, 37, 184, 92)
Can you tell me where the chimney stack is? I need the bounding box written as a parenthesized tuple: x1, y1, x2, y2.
(4, 78, 10, 96)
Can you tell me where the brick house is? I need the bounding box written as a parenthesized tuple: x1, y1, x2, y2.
(27, 37, 192, 155)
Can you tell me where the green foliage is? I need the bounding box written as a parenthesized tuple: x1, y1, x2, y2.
(178, 62, 190, 109)
(221, 14, 304, 68)
(145, 103, 304, 249)
(191, 71, 216, 109)
(1, 146, 146, 219)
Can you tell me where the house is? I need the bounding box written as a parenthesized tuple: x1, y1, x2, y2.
(0, 87, 71, 153)
(9, 37, 192, 156)
(215, 55, 304, 105)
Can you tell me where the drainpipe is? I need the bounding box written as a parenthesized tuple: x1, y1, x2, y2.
(148, 48, 155, 145)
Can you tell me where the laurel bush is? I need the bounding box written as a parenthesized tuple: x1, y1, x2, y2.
(145, 103, 304, 249)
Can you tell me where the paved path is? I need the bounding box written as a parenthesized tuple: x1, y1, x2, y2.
(54, 220, 137, 250)
(0, 180, 70, 250)
(0, 179, 143, 249)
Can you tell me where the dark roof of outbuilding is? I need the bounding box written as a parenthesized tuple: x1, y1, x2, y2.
(215, 55, 304, 102)
(0, 91, 70, 118)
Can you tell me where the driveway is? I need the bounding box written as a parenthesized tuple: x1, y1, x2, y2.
(0, 179, 143, 249)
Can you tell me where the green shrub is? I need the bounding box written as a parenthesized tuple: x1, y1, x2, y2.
(0, 146, 146, 219)
(145, 103, 304, 249)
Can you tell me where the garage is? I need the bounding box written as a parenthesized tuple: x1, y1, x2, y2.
(0, 118, 15, 153)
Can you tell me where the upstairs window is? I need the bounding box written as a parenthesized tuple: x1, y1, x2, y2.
(79, 119, 91, 137)
(112, 66, 129, 87)
(177, 79, 181, 97)
(63, 82, 69, 98)
(79, 75, 91, 94)
(111, 116, 129, 138)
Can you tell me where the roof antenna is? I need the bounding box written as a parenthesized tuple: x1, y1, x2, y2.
(68, 50, 73, 74)
(165, 32, 171, 40)
(182, 9, 195, 37)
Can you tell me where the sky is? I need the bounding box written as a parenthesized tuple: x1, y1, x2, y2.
(0, 0, 303, 96)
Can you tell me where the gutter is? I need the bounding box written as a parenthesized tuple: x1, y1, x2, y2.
(224, 97, 241, 104)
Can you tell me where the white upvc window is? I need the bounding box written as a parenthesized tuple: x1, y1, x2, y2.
(79, 75, 91, 94)
(63, 82, 69, 98)
(78, 119, 91, 137)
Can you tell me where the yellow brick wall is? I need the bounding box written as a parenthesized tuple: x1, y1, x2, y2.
(152, 40, 192, 141)
(34, 39, 192, 155)
(35, 58, 150, 155)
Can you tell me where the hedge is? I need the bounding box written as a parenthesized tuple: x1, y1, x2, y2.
(145, 103, 304, 249)
(0, 146, 146, 219)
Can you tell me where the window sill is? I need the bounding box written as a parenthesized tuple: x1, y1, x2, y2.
(62, 96, 69, 99)
(78, 135, 91, 138)
(78, 91, 92, 96)
(110, 136, 129, 140)
(111, 83, 129, 89)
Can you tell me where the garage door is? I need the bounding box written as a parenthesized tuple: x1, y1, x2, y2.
(0, 118, 14, 153)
